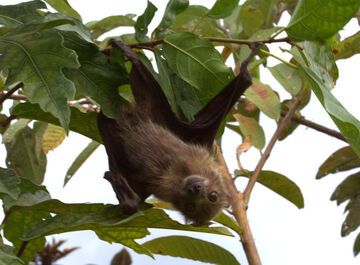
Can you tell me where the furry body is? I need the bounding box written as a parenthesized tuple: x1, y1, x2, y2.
(103, 106, 229, 225)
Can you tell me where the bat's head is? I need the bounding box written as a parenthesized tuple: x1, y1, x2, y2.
(173, 173, 229, 226)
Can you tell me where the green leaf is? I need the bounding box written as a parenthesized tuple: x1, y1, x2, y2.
(154, 50, 179, 114)
(331, 172, 360, 205)
(0, 167, 21, 200)
(20, 201, 232, 241)
(353, 232, 360, 256)
(238, 170, 304, 208)
(342, 195, 360, 237)
(12, 103, 101, 142)
(213, 212, 242, 235)
(43, 0, 81, 20)
(64, 140, 100, 186)
(0, 30, 80, 130)
(286, 0, 360, 41)
(244, 79, 281, 120)
(0, 241, 24, 265)
(2, 119, 30, 143)
(3, 208, 47, 264)
(268, 63, 302, 95)
(207, 0, 240, 19)
(134, 1, 157, 42)
(5, 123, 47, 185)
(42, 124, 66, 154)
(333, 31, 360, 60)
(0, 0, 45, 27)
(43, 13, 92, 42)
(163, 32, 233, 104)
(234, 113, 265, 150)
(143, 236, 240, 265)
(62, 31, 128, 118)
(295, 43, 360, 158)
(1, 178, 50, 211)
(171, 5, 226, 38)
(316, 146, 360, 179)
(87, 15, 135, 39)
(154, 0, 189, 38)
(240, 0, 265, 36)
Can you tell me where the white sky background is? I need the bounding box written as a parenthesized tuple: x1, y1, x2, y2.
(1, 0, 360, 264)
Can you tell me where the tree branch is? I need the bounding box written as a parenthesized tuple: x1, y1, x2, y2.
(243, 93, 304, 202)
(216, 145, 262, 265)
(288, 113, 347, 142)
(128, 36, 300, 49)
(0, 82, 24, 105)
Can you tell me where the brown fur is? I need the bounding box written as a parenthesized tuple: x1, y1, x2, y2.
(115, 106, 230, 225)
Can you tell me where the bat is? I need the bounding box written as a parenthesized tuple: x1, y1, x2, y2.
(97, 40, 254, 225)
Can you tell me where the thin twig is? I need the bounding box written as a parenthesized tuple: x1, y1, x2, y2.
(17, 241, 29, 257)
(127, 36, 298, 49)
(0, 82, 24, 105)
(289, 114, 347, 142)
(0, 93, 27, 101)
(243, 93, 304, 202)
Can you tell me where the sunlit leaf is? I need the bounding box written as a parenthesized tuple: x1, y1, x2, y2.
(234, 113, 265, 150)
(143, 236, 240, 265)
(42, 124, 66, 154)
(333, 31, 360, 60)
(244, 79, 281, 120)
(286, 0, 360, 41)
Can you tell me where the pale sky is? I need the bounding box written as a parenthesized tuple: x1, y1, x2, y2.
(1, 1, 360, 265)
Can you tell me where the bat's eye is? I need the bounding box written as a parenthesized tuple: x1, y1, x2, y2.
(208, 191, 218, 202)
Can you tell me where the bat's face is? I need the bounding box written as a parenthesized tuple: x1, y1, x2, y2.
(172, 174, 229, 226)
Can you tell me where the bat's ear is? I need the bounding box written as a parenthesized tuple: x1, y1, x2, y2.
(104, 171, 141, 214)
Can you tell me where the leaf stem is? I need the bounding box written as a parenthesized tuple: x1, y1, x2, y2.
(243, 92, 304, 202)
(17, 241, 29, 257)
(259, 49, 297, 68)
(0, 82, 24, 105)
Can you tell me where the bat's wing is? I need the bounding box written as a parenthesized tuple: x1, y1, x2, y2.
(110, 40, 253, 149)
(97, 112, 145, 213)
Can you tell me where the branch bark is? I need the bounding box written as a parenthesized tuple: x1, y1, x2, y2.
(216, 145, 262, 265)
(0, 82, 23, 105)
(288, 113, 347, 142)
(243, 93, 304, 202)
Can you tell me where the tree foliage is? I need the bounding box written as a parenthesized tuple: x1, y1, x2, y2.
(0, 0, 359, 264)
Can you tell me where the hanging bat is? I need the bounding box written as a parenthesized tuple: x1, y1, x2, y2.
(98, 40, 254, 225)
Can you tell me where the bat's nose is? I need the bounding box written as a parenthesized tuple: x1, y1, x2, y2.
(187, 182, 203, 195)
